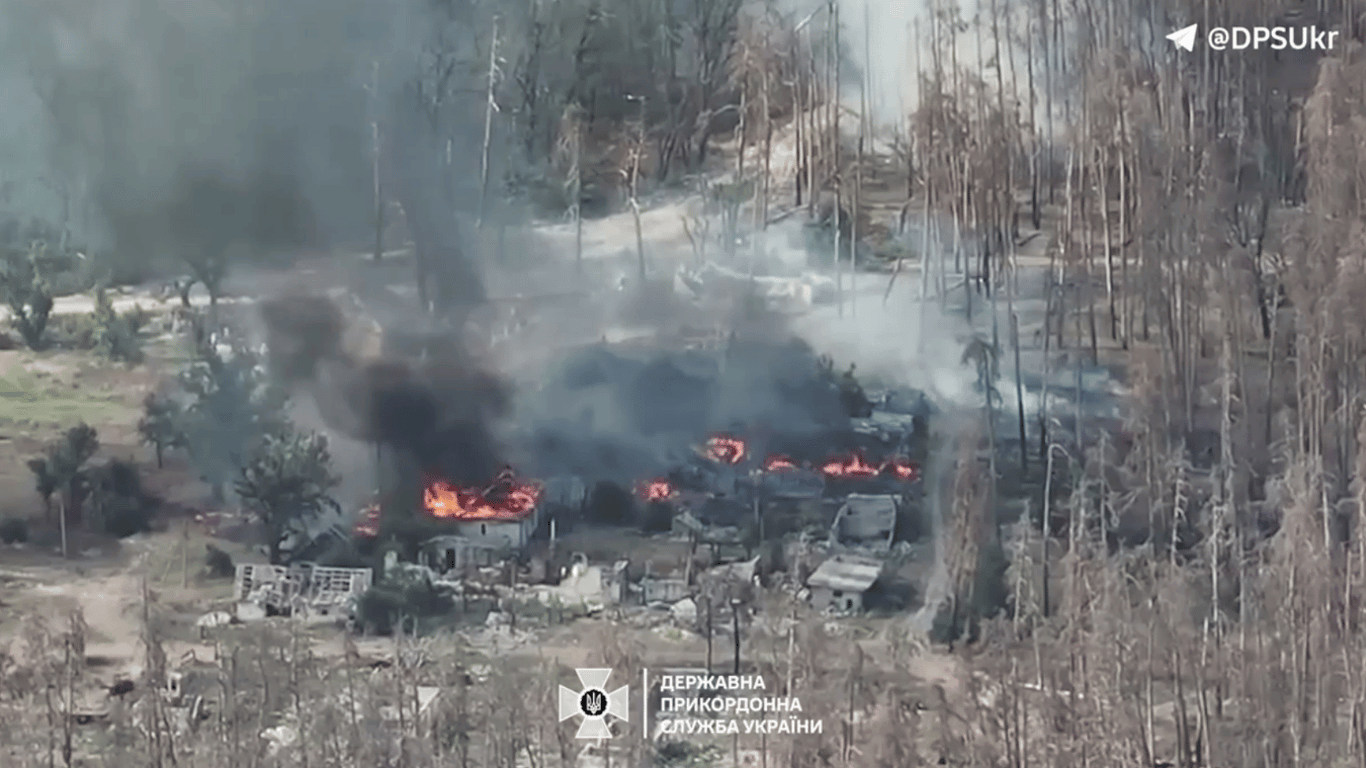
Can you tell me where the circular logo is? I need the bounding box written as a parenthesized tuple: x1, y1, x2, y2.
(579, 688, 607, 717)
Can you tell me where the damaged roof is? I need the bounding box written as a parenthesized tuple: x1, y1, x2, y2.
(807, 557, 882, 593)
(836, 494, 899, 546)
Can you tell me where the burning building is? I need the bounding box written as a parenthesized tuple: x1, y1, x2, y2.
(421, 467, 546, 548)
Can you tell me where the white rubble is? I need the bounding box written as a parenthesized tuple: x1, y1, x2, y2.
(670, 597, 698, 624)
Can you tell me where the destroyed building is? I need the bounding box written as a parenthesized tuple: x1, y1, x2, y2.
(416, 470, 586, 549)
(233, 562, 373, 620)
(420, 535, 499, 573)
(830, 494, 899, 552)
(806, 556, 882, 613)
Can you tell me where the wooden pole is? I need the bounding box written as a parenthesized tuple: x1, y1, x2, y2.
(706, 597, 714, 672)
(182, 516, 190, 588)
(59, 495, 68, 560)
(732, 600, 741, 674)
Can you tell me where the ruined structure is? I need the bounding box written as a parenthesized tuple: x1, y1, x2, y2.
(233, 563, 373, 619)
(420, 535, 500, 573)
(806, 556, 882, 613)
(830, 494, 899, 552)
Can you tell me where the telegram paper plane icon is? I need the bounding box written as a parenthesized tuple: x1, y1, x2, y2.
(1167, 24, 1198, 51)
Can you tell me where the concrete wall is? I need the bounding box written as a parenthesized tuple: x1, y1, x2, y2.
(810, 586, 863, 613)
(451, 517, 533, 549)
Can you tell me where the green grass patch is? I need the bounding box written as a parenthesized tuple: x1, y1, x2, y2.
(0, 363, 137, 429)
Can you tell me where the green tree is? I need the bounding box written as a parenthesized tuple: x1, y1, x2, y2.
(176, 341, 288, 503)
(28, 423, 100, 534)
(235, 427, 342, 565)
(183, 252, 226, 311)
(0, 241, 56, 350)
(91, 286, 144, 363)
(137, 393, 184, 468)
(25, 457, 58, 522)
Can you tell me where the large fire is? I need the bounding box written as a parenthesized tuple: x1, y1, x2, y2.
(637, 478, 678, 502)
(818, 452, 921, 482)
(705, 435, 747, 465)
(423, 469, 544, 521)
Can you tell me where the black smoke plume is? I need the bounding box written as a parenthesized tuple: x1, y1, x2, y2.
(259, 293, 512, 486)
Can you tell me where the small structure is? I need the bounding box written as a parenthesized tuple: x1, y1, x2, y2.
(672, 509, 706, 538)
(698, 556, 760, 603)
(641, 575, 691, 604)
(831, 494, 899, 552)
(806, 556, 882, 613)
(420, 535, 499, 574)
(446, 512, 541, 549)
(233, 563, 372, 619)
(605, 560, 630, 603)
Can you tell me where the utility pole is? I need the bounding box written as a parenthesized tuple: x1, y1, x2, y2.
(706, 597, 714, 672)
(731, 598, 742, 674)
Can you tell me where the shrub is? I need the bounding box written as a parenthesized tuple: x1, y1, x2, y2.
(655, 740, 722, 767)
(0, 242, 56, 350)
(0, 517, 28, 544)
(123, 304, 150, 335)
(204, 544, 235, 578)
(137, 393, 185, 468)
(85, 459, 157, 538)
(47, 313, 97, 350)
(91, 287, 143, 363)
(354, 565, 453, 635)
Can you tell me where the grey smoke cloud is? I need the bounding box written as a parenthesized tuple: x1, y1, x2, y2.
(0, 0, 443, 255)
(259, 293, 513, 486)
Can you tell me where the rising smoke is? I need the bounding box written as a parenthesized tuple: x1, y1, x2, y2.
(4, 0, 512, 484)
(1, 0, 469, 256)
(259, 292, 513, 486)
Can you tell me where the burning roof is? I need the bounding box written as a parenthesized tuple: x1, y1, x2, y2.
(423, 468, 543, 521)
(705, 435, 747, 465)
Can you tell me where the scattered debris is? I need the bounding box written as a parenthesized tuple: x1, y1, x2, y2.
(670, 597, 697, 624)
(233, 562, 372, 620)
(194, 611, 235, 629)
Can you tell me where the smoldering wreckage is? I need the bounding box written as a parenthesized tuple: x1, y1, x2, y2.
(220, 264, 938, 643)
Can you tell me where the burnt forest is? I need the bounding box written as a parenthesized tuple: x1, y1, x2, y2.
(0, 0, 1363, 766)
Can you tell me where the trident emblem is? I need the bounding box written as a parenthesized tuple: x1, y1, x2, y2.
(558, 668, 629, 739)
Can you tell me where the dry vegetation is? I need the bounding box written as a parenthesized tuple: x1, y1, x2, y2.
(6, 0, 1366, 764)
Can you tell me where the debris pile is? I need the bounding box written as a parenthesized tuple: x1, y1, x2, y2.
(233, 562, 372, 620)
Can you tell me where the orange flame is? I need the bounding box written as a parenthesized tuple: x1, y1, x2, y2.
(885, 457, 921, 482)
(818, 453, 921, 482)
(636, 478, 678, 501)
(706, 435, 747, 465)
(819, 452, 882, 479)
(354, 503, 381, 538)
(423, 471, 544, 521)
(762, 455, 800, 471)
